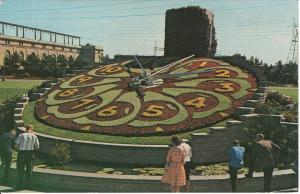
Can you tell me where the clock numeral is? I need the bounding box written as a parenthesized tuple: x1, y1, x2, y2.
(77, 76, 92, 83)
(215, 69, 230, 77)
(98, 65, 122, 73)
(184, 97, 206, 108)
(97, 106, 118, 117)
(197, 61, 208, 67)
(58, 89, 79, 97)
(71, 99, 95, 110)
(142, 105, 165, 117)
(215, 83, 234, 92)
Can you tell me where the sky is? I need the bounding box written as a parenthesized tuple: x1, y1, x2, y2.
(0, 0, 298, 65)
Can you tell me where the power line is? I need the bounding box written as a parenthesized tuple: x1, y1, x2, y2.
(0, 0, 162, 13)
(1, 2, 296, 21)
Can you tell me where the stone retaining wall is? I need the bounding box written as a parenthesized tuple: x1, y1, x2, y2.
(0, 166, 297, 192)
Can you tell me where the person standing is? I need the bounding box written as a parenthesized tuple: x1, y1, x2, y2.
(180, 139, 192, 192)
(0, 128, 16, 185)
(252, 133, 280, 192)
(161, 136, 186, 193)
(15, 125, 39, 189)
(228, 139, 245, 192)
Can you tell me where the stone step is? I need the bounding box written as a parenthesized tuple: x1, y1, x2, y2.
(239, 113, 260, 121)
(226, 120, 243, 127)
(257, 87, 268, 93)
(83, 65, 94, 70)
(209, 126, 227, 133)
(235, 107, 255, 115)
(252, 93, 266, 100)
(40, 87, 51, 93)
(14, 113, 22, 120)
(15, 120, 25, 127)
(45, 82, 58, 88)
(19, 97, 29, 103)
(244, 100, 259, 108)
(16, 102, 26, 108)
(259, 81, 268, 87)
(65, 73, 76, 77)
(30, 93, 44, 100)
(73, 69, 86, 74)
(14, 108, 24, 114)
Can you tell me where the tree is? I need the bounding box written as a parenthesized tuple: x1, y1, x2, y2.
(23, 52, 41, 76)
(57, 55, 68, 67)
(5, 52, 19, 75)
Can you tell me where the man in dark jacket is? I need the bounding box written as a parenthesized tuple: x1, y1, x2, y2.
(252, 133, 280, 192)
(0, 128, 16, 185)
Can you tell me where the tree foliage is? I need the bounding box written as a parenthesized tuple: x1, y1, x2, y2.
(4, 52, 85, 78)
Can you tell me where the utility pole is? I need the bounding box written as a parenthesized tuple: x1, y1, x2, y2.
(286, 18, 298, 64)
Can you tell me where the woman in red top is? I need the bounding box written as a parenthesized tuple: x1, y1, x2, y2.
(161, 136, 186, 192)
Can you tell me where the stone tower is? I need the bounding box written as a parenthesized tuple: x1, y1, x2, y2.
(164, 6, 217, 57)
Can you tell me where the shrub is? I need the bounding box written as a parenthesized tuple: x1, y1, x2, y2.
(49, 142, 72, 164)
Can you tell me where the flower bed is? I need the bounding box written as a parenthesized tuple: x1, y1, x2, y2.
(36, 58, 257, 136)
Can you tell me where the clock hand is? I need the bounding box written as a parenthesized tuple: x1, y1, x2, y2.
(152, 68, 216, 80)
(149, 55, 195, 77)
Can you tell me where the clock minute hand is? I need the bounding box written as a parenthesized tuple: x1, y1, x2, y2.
(152, 68, 216, 79)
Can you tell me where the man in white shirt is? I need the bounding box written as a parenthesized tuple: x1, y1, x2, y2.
(180, 139, 192, 192)
(15, 125, 39, 189)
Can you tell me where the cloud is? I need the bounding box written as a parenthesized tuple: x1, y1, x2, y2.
(0, 1, 3, 5)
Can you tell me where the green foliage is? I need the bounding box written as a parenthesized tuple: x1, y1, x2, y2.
(0, 79, 43, 103)
(194, 163, 248, 176)
(4, 52, 21, 75)
(49, 142, 72, 164)
(255, 90, 298, 123)
(242, 116, 297, 167)
(269, 87, 298, 103)
(0, 101, 15, 132)
(266, 90, 293, 105)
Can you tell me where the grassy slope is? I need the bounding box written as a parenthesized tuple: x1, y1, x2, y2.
(0, 79, 44, 103)
(269, 86, 298, 103)
(24, 102, 229, 145)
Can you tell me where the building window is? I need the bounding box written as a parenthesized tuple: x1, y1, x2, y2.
(31, 43, 35, 47)
(5, 40, 10, 45)
(19, 42, 23, 46)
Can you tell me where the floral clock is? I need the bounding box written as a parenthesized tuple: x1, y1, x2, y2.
(36, 58, 257, 136)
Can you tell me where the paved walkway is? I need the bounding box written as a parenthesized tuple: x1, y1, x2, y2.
(0, 184, 297, 193)
(0, 185, 41, 193)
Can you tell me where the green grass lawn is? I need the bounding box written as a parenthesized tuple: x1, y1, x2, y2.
(269, 86, 298, 103)
(23, 102, 230, 145)
(0, 79, 44, 103)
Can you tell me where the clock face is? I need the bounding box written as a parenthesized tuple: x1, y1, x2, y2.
(36, 58, 257, 136)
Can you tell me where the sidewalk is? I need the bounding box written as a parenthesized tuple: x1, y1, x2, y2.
(0, 184, 41, 193)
